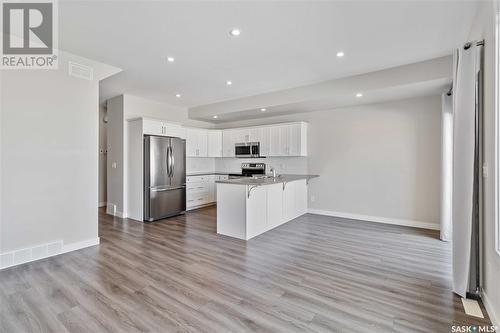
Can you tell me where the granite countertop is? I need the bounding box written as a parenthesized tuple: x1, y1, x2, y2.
(215, 174, 319, 185)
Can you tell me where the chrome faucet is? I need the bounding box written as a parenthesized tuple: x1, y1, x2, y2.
(270, 167, 277, 178)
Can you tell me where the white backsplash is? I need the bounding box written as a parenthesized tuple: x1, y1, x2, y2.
(187, 157, 308, 175)
(215, 157, 308, 175)
(186, 157, 215, 173)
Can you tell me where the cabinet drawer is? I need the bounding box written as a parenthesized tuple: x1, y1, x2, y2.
(186, 192, 209, 207)
(187, 176, 210, 183)
(187, 182, 209, 193)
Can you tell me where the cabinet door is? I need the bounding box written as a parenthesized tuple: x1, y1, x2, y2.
(288, 123, 302, 156)
(232, 128, 248, 143)
(207, 130, 223, 157)
(248, 127, 262, 143)
(222, 130, 236, 157)
(269, 126, 281, 156)
(279, 125, 290, 156)
(294, 179, 308, 216)
(267, 183, 284, 229)
(208, 176, 216, 202)
(186, 128, 198, 157)
(164, 123, 185, 139)
(283, 181, 297, 221)
(143, 119, 164, 136)
(260, 127, 270, 157)
(246, 185, 267, 239)
(196, 130, 208, 157)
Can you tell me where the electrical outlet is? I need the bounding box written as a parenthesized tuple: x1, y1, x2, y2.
(112, 162, 117, 169)
(310, 195, 315, 202)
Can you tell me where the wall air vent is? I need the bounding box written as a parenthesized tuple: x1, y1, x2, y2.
(68, 61, 93, 81)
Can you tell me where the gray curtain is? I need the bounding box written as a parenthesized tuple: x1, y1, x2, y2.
(452, 42, 482, 298)
(441, 92, 453, 242)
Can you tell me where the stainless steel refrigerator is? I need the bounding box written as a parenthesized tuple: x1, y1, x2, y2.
(144, 136, 186, 221)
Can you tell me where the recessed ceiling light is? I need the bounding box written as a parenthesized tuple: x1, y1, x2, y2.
(226, 80, 232, 86)
(229, 29, 241, 36)
(336, 51, 345, 58)
(260, 108, 267, 112)
(356, 93, 363, 97)
(175, 93, 181, 98)
(213, 115, 218, 119)
(167, 56, 175, 63)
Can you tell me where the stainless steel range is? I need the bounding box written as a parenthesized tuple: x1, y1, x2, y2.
(228, 163, 266, 179)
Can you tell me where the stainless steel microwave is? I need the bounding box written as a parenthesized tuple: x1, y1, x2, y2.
(235, 142, 260, 158)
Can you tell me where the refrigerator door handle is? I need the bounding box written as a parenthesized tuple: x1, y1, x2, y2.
(151, 186, 185, 192)
(166, 144, 172, 177)
(170, 146, 175, 177)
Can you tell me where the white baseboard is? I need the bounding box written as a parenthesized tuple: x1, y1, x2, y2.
(482, 290, 499, 328)
(307, 209, 440, 230)
(98, 201, 107, 208)
(106, 203, 125, 218)
(0, 237, 100, 270)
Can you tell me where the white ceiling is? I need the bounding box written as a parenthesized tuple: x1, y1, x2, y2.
(59, 1, 477, 108)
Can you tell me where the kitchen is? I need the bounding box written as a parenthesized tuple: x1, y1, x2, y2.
(113, 108, 318, 240)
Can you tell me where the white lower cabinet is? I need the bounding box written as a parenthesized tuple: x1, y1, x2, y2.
(267, 183, 284, 229)
(217, 179, 308, 240)
(186, 174, 228, 210)
(246, 186, 268, 239)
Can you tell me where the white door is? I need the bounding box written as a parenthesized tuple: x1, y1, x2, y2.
(207, 130, 223, 157)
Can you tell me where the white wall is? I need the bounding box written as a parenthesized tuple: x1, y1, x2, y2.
(0, 52, 119, 267)
(217, 96, 442, 227)
(468, 0, 500, 326)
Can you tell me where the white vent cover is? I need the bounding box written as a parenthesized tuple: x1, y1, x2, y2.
(68, 61, 93, 81)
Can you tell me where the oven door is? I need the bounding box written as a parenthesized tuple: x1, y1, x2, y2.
(235, 143, 252, 157)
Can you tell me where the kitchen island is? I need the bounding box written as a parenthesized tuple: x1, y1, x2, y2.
(216, 175, 319, 240)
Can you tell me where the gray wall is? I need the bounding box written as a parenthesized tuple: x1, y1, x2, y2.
(218, 96, 442, 226)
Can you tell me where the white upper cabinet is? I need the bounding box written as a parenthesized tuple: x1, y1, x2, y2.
(143, 118, 307, 158)
(248, 127, 262, 143)
(259, 127, 270, 157)
(269, 125, 282, 156)
(142, 118, 185, 138)
(186, 128, 208, 157)
(222, 129, 236, 157)
(207, 130, 223, 157)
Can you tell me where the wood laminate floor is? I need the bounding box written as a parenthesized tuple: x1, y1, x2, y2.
(0, 207, 493, 333)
